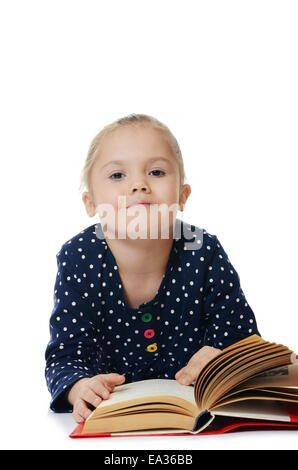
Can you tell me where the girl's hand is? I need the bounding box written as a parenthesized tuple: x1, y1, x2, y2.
(175, 346, 221, 386)
(67, 373, 126, 423)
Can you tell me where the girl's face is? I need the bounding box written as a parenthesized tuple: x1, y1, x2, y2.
(83, 124, 191, 239)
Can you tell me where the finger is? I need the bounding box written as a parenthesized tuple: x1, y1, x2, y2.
(178, 363, 201, 385)
(89, 381, 112, 401)
(102, 373, 126, 385)
(175, 368, 184, 378)
(101, 374, 126, 394)
(82, 387, 103, 408)
(175, 366, 194, 385)
(73, 398, 92, 423)
(176, 356, 206, 385)
(290, 352, 298, 363)
(88, 374, 126, 401)
(102, 374, 126, 399)
(176, 347, 221, 385)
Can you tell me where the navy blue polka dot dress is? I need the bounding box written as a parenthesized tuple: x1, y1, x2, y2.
(45, 219, 260, 411)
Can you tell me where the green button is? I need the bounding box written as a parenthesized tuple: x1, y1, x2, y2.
(141, 313, 152, 323)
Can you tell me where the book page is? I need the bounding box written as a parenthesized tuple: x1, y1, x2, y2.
(239, 363, 298, 389)
(89, 379, 196, 414)
(194, 334, 294, 411)
(212, 399, 291, 422)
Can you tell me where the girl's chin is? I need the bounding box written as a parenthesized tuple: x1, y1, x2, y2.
(102, 221, 174, 240)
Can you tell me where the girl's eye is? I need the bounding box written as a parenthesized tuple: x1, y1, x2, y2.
(109, 170, 165, 180)
(110, 172, 124, 180)
(149, 170, 165, 177)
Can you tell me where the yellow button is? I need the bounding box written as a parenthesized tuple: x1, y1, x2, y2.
(146, 343, 157, 352)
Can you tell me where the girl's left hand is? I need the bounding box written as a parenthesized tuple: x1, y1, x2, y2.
(175, 346, 221, 385)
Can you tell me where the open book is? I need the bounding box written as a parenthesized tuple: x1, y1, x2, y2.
(70, 335, 298, 438)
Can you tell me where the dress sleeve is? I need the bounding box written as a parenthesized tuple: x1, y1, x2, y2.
(201, 235, 260, 349)
(45, 244, 100, 412)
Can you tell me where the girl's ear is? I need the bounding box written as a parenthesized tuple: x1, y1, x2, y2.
(179, 184, 192, 211)
(82, 192, 96, 217)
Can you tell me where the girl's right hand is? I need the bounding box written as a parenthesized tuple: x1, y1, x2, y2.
(67, 373, 126, 423)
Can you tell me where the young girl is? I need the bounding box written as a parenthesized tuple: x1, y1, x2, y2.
(45, 114, 260, 423)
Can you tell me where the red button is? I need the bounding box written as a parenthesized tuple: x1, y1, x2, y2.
(144, 329, 155, 339)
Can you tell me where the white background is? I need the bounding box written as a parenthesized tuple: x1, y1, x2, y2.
(0, 0, 297, 450)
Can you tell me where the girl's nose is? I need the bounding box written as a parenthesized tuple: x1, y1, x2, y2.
(130, 180, 150, 193)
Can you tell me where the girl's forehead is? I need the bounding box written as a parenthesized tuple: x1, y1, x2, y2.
(108, 125, 167, 145)
(98, 126, 174, 160)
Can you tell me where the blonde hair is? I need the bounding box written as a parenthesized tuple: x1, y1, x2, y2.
(79, 113, 187, 193)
